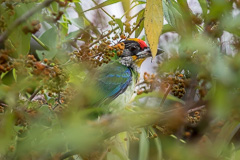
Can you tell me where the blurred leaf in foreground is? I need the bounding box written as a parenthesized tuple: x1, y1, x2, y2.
(144, 0, 163, 58)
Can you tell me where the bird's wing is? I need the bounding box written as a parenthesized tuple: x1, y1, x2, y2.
(93, 62, 132, 105)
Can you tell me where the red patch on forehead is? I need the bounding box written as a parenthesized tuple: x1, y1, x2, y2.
(138, 39, 148, 49)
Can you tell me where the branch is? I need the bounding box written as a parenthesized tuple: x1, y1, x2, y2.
(187, 105, 206, 114)
(0, 0, 55, 43)
(92, 0, 115, 20)
(60, 150, 78, 160)
(59, 109, 170, 159)
(127, 17, 144, 38)
(160, 84, 173, 107)
(88, 26, 119, 48)
(29, 86, 43, 101)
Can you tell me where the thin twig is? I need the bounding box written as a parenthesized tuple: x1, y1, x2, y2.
(187, 105, 206, 114)
(160, 84, 173, 107)
(99, 149, 109, 160)
(120, 4, 138, 20)
(89, 26, 119, 48)
(127, 17, 144, 38)
(0, 0, 55, 43)
(92, 0, 115, 20)
(29, 86, 43, 101)
(60, 150, 77, 160)
(53, 92, 61, 110)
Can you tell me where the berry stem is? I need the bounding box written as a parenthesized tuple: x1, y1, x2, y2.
(92, 0, 115, 20)
(160, 84, 173, 107)
(127, 17, 144, 38)
(32, 34, 50, 51)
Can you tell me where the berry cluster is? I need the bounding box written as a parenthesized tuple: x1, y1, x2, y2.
(161, 72, 186, 99)
(0, 16, 7, 33)
(22, 20, 41, 34)
(60, 86, 76, 106)
(0, 49, 14, 74)
(0, 105, 4, 113)
(187, 110, 205, 125)
(43, 0, 72, 23)
(26, 55, 68, 92)
(44, 11, 64, 23)
(136, 72, 157, 95)
(107, 16, 134, 36)
(191, 14, 203, 25)
(73, 39, 125, 68)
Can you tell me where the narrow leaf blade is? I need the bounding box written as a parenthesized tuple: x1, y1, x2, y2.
(139, 129, 149, 160)
(144, 0, 163, 58)
(135, 9, 145, 38)
(82, 0, 121, 13)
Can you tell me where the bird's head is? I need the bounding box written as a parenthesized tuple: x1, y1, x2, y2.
(119, 38, 163, 68)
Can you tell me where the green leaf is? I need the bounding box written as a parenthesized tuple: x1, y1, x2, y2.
(107, 132, 129, 160)
(133, 0, 146, 4)
(70, 17, 85, 29)
(1, 70, 15, 85)
(207, 0, 232, 21)
(135, 9, 145, 38)
(121, 0, 131, 21)
(150, 127, 162, 160)
(198, 0, 208, 18)
(82, 0, 121, 13)
(12, 68, 17, 82)
(162, 0, 182, 29)
(9, 26, 31, 56)
(162, 24, 175, 34)
(0, 112, 15, 153)
(222, 14, 240, 37)
(36, 27, 58, 60)
(36, 50, 58, 61)
(38, 27, 57, 48)
(115, 18, 123, 32)
(154, 136, 162, 159)
(74, 3, 100, 36)
(163, 0, 174, 26)
(213, 121, 240, 157)
(134, 91, 185, 105)
(7, 3, 38, 56)
(144, 0, 163, 58)
(65, 30, 81, 41)
(51, 1, 59, 13)
(139, 129, 149, 160)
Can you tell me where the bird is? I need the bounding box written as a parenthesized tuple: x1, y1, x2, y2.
(80, 38, 164, 160)
(90, 38, 163, 112)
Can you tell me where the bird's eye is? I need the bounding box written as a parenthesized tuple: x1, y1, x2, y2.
(130, 46, 137, 52)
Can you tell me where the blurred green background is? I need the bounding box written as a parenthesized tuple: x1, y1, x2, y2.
(1, 0, 240, 159)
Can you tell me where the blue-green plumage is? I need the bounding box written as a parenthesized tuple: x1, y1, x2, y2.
(88, 39, 158, 111)
(93, 61, 137, 109)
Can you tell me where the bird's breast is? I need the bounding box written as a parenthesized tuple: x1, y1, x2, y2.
(107, 71, 137, 112)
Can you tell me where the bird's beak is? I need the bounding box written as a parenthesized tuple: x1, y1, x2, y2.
(136, 47, 164, 59)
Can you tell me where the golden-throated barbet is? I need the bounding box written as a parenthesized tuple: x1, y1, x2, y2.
(92, 38, 163, 111)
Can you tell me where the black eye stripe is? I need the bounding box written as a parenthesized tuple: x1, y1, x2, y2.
(130, 46, 137, 51)
(120, 40, 142, 57)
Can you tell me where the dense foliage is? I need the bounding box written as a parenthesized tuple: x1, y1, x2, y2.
(1, 0, 240, 159)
